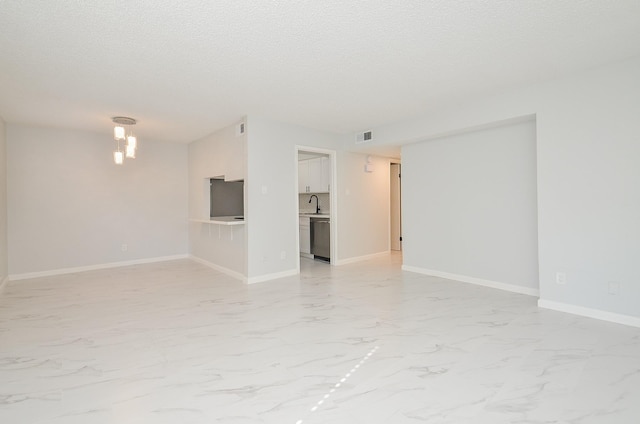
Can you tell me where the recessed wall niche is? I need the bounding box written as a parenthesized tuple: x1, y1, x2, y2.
(210, 178, 244, 218)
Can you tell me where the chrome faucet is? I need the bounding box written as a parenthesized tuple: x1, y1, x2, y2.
(309, 194, 320, 214)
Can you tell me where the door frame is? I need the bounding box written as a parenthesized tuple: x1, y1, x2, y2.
(295, 145, 338, 271)
(390, 162, 402, 251)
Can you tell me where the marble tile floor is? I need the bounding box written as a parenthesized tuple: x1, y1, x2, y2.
(1, 254, 639, 424)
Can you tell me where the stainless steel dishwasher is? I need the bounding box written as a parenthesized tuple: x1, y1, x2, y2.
(310, 218, 330, 261)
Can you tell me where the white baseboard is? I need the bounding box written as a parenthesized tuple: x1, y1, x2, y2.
(9, 254, 189, 281)
(0, 275, 8, 294)
(188, 255, 245, 281)
(334, 251, 390, 266)
(538, 299, 640, 328)
(246, 268, 298, 284)
(402, 265, 540, 297)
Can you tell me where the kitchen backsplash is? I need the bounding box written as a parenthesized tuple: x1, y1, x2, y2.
(299, 193, 330, 214)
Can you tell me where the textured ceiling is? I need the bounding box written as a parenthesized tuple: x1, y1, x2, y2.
(1, 1, 640, 144)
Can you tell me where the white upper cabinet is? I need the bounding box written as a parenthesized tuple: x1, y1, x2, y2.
(298, 160, 310, 193)
(298, 157, 331, 193)
(307, 157, 323, 192)
(320, 156, 330, 193)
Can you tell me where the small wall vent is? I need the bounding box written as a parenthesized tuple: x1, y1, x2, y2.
(355, 130, 373, 144)
(235, 122, 246, 136)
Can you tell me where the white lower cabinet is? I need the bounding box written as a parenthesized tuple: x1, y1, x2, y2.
(299, 216, 311, 255)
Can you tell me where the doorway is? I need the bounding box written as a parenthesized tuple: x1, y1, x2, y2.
(295, 146, 338, 272)
(390, 163, 402, 251)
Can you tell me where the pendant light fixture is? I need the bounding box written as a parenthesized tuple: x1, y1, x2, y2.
(112, 116, 138, 165)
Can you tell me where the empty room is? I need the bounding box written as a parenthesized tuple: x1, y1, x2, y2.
(1, 2, 639, 423)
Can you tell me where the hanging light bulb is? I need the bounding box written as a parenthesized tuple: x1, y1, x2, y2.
(125, 144, 136, 158)
(114, 126, 125, 140)
(114, 150, 124, 165)
(126, 135, 137, 149)
(126, 135, 136, 158)
(111, 117, 139, 165)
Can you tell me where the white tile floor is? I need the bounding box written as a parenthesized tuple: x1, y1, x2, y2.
(1, 254, 639, 423)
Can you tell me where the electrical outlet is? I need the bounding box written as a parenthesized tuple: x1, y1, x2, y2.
(555, 272, 566, 285)
(121, 244, 128, 252)
(280, 251, 286, 260)
(608, 281, 620, 295)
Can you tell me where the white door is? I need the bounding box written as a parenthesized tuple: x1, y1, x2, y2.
(390, 163, 402, 251)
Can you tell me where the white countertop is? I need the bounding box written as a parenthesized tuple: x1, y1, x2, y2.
(190, 216, 245, 225)
(299, 213, 330, 219)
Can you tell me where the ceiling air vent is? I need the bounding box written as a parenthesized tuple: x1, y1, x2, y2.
(355, 130, 373, 144)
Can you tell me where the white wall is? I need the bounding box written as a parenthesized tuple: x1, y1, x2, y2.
(188, 122, 246, 277)
(2, 115, 393, 283)
(536, 61, 640, 318)
(369, 56, 640, 320)
(245, 116, 339, 280)
(244, 116, 393, 280)
(0, 117, 7, 285)
(336, 152, 391, 261)
(402, 119, 539, 292)
(7, 124, 189, 276)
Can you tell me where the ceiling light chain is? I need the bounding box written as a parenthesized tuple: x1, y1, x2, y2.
(112, 116, 138, 165)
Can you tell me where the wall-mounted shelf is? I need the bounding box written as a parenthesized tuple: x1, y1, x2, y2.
(190, 217, 245, 226)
